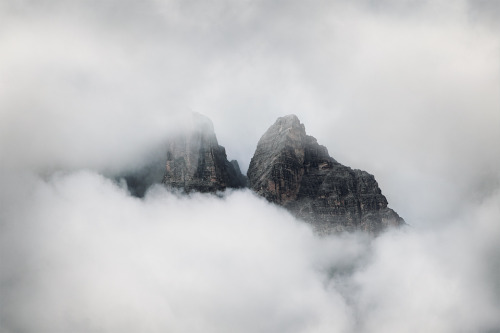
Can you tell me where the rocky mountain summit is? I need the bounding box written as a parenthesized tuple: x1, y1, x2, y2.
(247, 115, 404, 234)
(122, 113, 403, 234)
(162, 113, 246, 192)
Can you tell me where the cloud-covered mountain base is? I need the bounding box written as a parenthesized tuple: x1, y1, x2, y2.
(1, 171, 499, 333)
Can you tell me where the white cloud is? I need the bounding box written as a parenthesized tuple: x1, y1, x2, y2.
(0, 171, 356, 332)
(354, 190, 500, 332)
(1, 171, 499, 332)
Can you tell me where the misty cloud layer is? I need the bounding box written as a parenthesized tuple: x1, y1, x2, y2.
(1, 0, 499, 332)
(1, 172, 499, 332)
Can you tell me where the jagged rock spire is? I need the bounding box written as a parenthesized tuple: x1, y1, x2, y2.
(162, 113, 246, 192)
(248, 115, 404, 234)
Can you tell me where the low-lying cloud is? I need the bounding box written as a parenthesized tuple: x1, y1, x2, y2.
(0, 171, 499, 332)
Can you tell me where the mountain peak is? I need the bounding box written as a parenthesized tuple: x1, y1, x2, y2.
(162, 113, 246, 192)
(248, 115, 404, 234)
(276, 114, 301, 126)
(273, 114, 305, 135)
(191, 112, 215, 135)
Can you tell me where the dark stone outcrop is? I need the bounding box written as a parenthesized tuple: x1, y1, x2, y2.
(229, 160, 248, 188)
(247, 115, 404, 234)
(162, 113, 246, 192)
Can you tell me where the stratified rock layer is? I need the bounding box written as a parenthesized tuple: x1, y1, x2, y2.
(248, 115, 404, 234)
(162, 113, 245, 192)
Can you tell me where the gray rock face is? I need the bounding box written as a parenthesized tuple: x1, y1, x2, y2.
(229, 160, 248, 188)
(162, 113, 246, 192)
(248, 115, 404, 234)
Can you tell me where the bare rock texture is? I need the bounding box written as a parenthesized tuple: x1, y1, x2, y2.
(162, 113, 246, 192)
(248, 115, 404, 234)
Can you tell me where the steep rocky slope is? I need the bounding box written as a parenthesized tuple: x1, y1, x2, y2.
(162, 113, 246, 192)
(247, 115, 404, 234)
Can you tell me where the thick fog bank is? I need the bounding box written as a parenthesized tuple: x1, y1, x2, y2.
(0, 171, 499, 332)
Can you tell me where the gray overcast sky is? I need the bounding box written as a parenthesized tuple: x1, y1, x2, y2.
(0, 1, 499, 332)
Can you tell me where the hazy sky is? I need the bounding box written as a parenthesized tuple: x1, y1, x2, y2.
(0, 0, 499, 332)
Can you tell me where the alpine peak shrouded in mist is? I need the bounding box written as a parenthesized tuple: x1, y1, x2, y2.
(247, 114, 405, 234)
(125, 113, 402, 234)
(162, 113, 247, 192)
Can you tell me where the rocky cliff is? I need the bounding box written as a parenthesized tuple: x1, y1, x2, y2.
(162, 113, 246, 192)
(247, 115, 404, 234)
